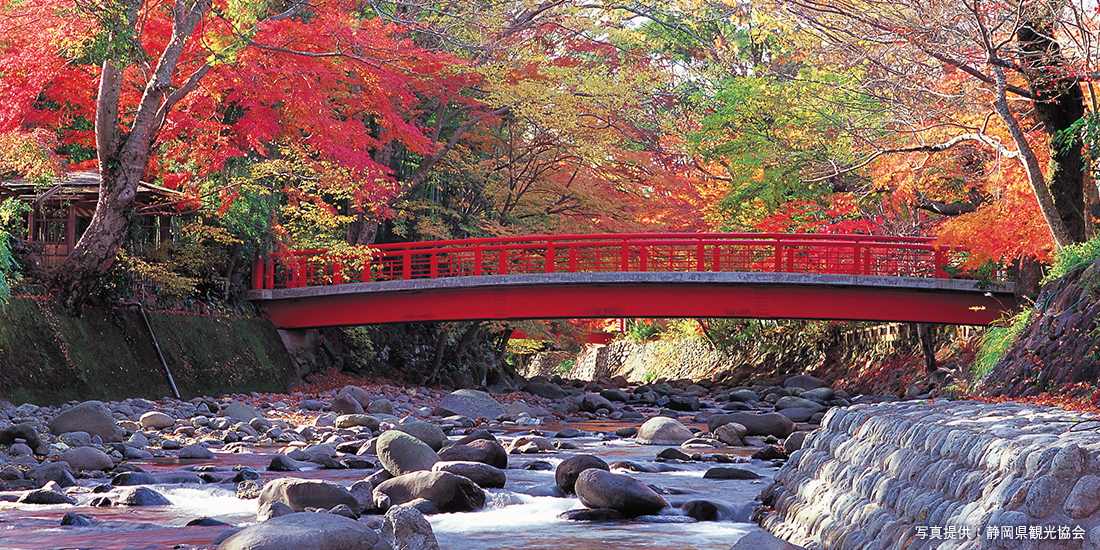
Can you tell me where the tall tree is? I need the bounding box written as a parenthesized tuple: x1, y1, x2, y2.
(0, 0, 472, 311)
(781, 0, 1095, 251)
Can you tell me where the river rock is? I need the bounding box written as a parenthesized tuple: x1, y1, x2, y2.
(118, 486, 172, 506)
(339, 385, 373, 408)
(256, 500, 295, 522)
(783, 432, 807, 453)
(681, 500, 739, 521)
(728, 389, 759, 403)
(373, 470, 486, 513)
(19, 488, 76, 505)
(774, 396, 825, 413)
(636, 416, 695, 445)
(574, 469, 666, 516)
(431, 461, 506, 489)
(0, 424, 45, 454)
(781, 375, 827, 391)
(140, 411, 175, 429)
(708, 412, 795, 438)
(377, 430, 441, 476)
(436, 389, 504, 420)
(49, 401, 123, 442)
(580, 394, 614, 413)
(58, 431, 91, 447)
(258, 477, 362, 516)
(393, 420, 447, 451)
(27, 462, 77, 488)
(776, 407, 815, 423)
(179, 444, 216, 460)
(222, 401, 260, 422)
(217, 512, 380, 550)
(437, 438, 507, 469)
(335, 414, 381, 431)
(60, 512, 95, 526)
(330, 393, 364, 415)
(556, 454, 610, 494)
(523, 382, 568, 400)
(382, 505, 440, 550)
(714, 423, 747, 446)
(702, 467, 762, 480)
(369, 399, 395, 415)
(60, 447, 114, 471)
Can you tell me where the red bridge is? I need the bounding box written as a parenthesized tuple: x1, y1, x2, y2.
(247, 233, 1017, 328)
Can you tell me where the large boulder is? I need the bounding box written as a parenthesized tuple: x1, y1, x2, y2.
(222, 401, 261, 422)
(437, 438, 507, 469)
(522, 382, 568, 400)
(708, 412, 795, 439)
(0, 424, 45, 454)
(49, 401, 123, 442)
(436, 389, 504, 420)
(335, 414, 381, 431)
(60, 447, 114, 471)
(432, 461, 506, 489)
(257, 477, 362, 516)
(218, 512, 380, 550)
(635, 417, 695, 445)
(377, 431, 441, 476)
(374, 471, 486, 513)
(781, 375, 827, 391)
(382, 505, 440, 550)
(330, 393, 364, 415)
(574, 469, 667, 517)
(555, 454, 609, 494)
(117, 486, 173, 506)
(339, 385, 373, 409)
(140, 411, 175, 430)
(393, 420, 447, 451)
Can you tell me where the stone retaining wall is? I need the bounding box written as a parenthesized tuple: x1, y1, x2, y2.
(759, 401, 1100, 550)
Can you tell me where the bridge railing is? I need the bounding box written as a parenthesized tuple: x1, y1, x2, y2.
(251, 233, 969, 290)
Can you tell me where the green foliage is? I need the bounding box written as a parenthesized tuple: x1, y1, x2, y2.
(0, 201, 30, 310)
(626, 319, 663, 343)
(1042, 235, 1100, 284)
(1054, 111, 1100, 183)
(973, 309, 1033, 381)
(555, 359, 575, 376)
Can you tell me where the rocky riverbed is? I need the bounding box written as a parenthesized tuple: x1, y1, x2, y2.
(0, 372, 861, 550)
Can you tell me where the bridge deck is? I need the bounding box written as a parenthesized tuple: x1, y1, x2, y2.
(248, 272, 1016, 328)
(247, 234, 1016, 328)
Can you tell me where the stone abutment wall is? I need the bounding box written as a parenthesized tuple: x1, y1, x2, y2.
(759, 401, 1100, 550)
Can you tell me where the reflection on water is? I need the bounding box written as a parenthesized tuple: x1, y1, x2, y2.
(0, 422, 775, 550)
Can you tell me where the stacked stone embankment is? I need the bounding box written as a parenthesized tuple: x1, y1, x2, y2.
(759, 400, 1100, 550)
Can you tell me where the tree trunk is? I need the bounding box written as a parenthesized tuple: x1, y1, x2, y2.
(914, 323, 937, 374)
(1018, 21, 1088, 244)
(52, 169, 142, 312)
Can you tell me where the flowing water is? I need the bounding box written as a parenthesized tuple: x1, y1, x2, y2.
(0, 422, 776, 550)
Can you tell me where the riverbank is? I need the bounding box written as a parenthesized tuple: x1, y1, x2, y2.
(0, 296, 297, 405)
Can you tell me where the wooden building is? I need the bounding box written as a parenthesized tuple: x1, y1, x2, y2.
(0, 171, 184, 269)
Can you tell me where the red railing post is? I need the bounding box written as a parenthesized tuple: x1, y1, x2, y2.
(403, 250, 412, 280)
(474, 245, 483, 276)
(712, 245, 721, 272)
(265, 256, 274, 289)
(639, 246, 648, 272)
(251, 259, 263, 289)
(569, 245, 578, 272)
(852, 242, 861, 275)
(294, 259, 304, 288)
(333, 258, 344, 285)
(430, 254, 438, 278)
(934, 247, 947, 278)
(774, 239, 783, 272)
(499, 247, 508, 275)
(546, 242, 555, 273)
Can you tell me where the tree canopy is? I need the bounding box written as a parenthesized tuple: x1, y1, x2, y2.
(0, 0, 1097, 310)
